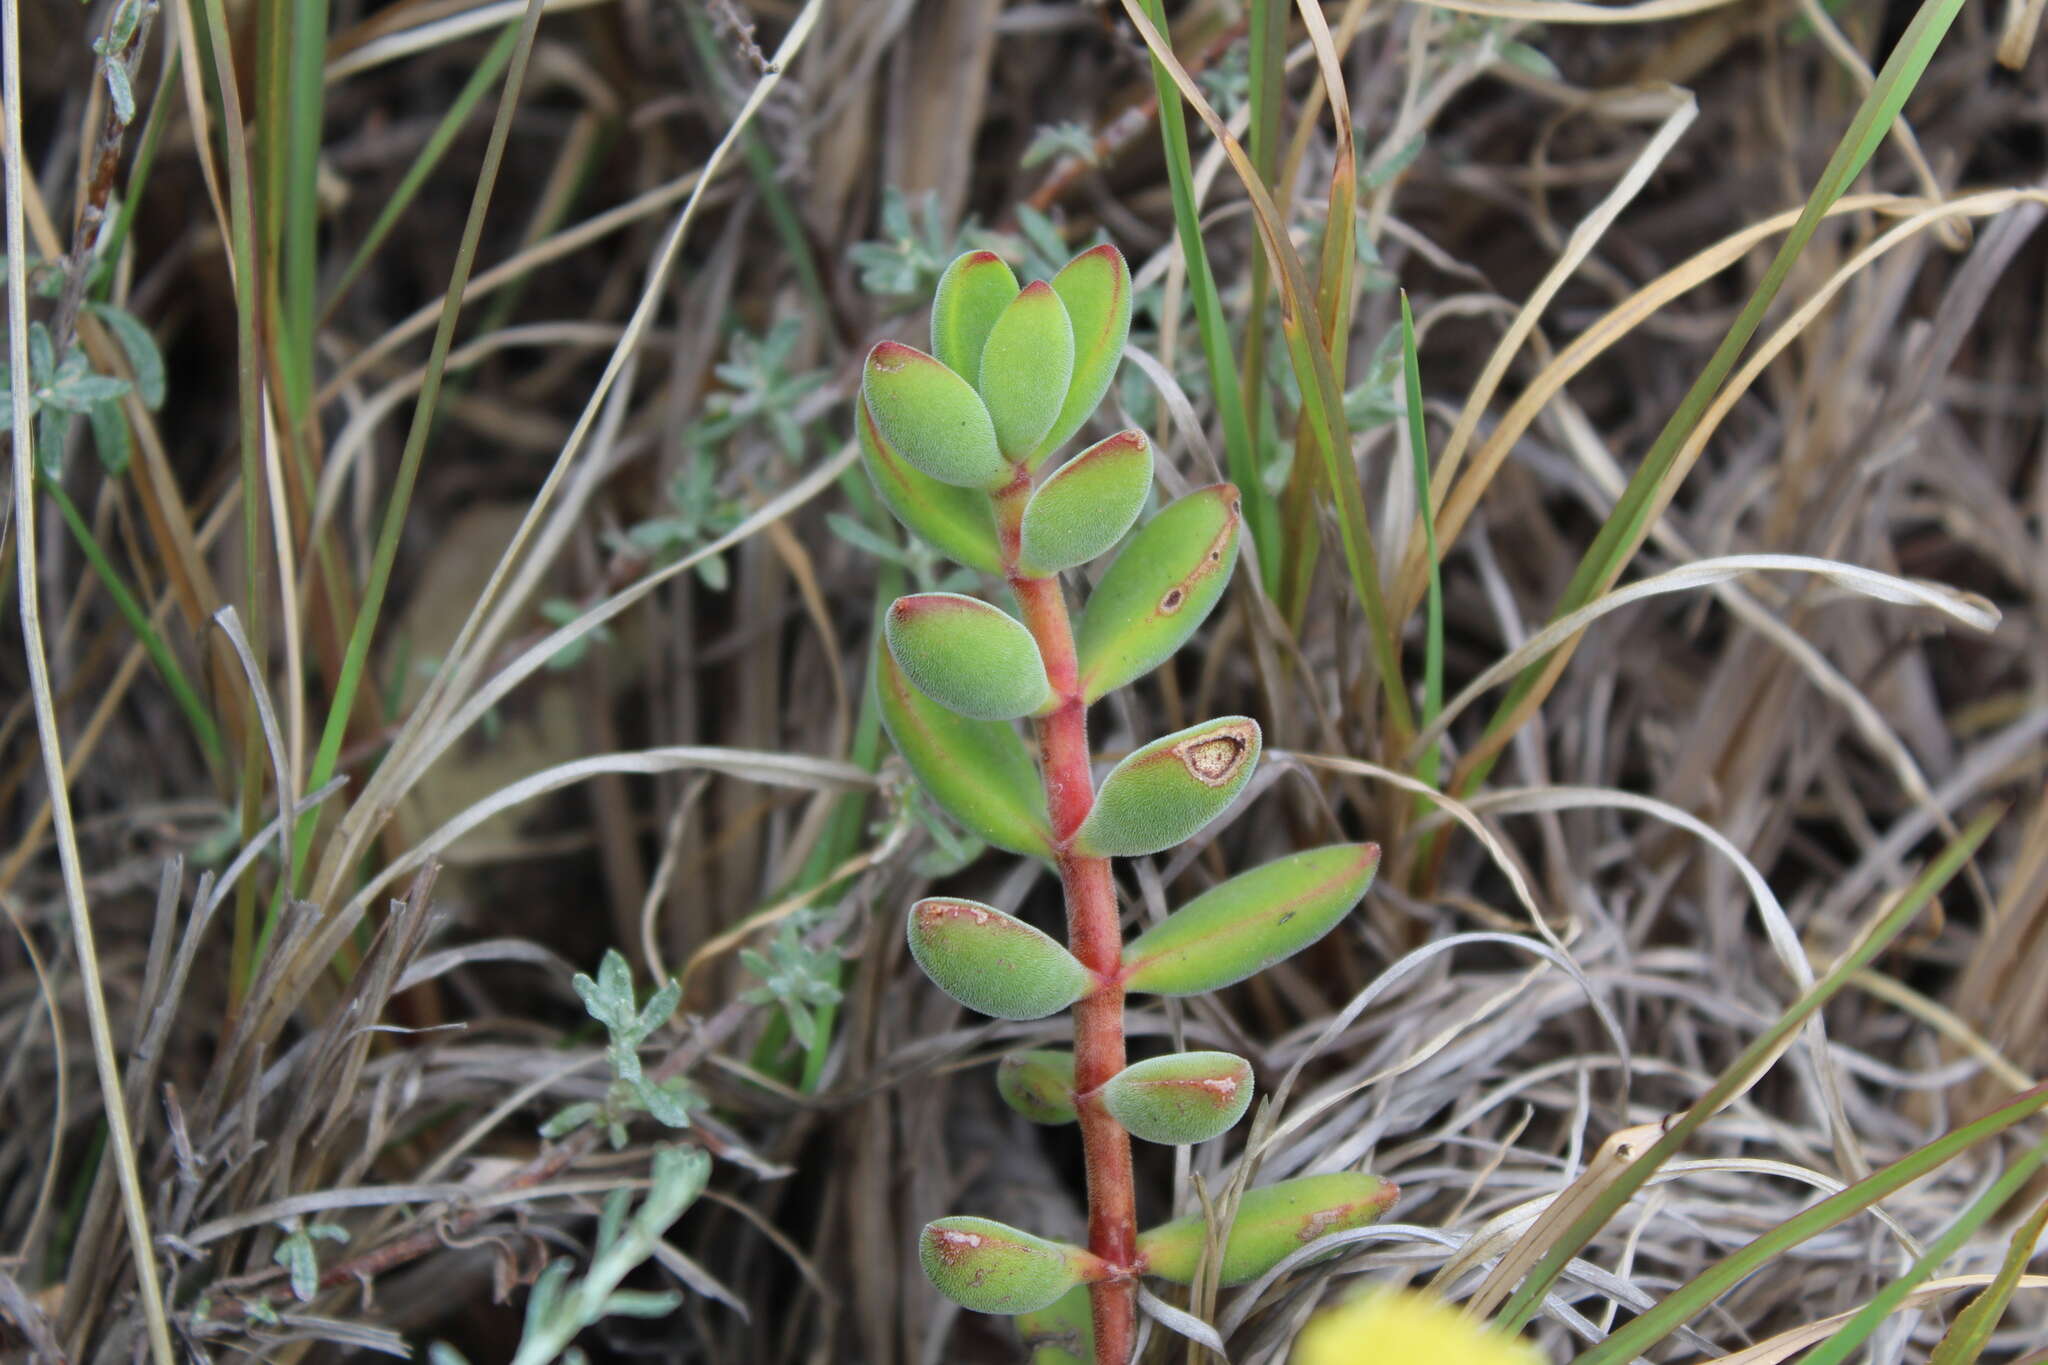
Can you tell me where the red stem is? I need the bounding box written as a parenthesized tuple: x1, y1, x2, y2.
(998, 484, 1138, 1365)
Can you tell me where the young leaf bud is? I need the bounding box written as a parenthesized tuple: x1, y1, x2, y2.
(1032, 244, 1133, 465)
(885, 593, 1052, 721)
(978, 281, 1075, 460)
(919, 1216, 1102, 1315)
(997, 1049, 1079, 1125)
(858, 392, 1001, 573)
(1017, 430, 1153, 576)
(931, 250, 1020, 388)
(1099, 1050, 1253, 1146)
(1074, 485, 1241, 703)
(1071, 717, 1261, 858)
(876, 640, 1053, 859)
(1122, 844, 1381, 996)
(863, 341, 1008, 489)
(1013, 1284, 1094, 1364)
(1136, 1172, 1398, 1286)
(907, 899, 1093, 1021)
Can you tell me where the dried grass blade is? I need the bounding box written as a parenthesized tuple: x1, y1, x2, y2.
(294, 0, 551, 902)
(1460, 1123, 1665, 1318)
(1120, 0, 1412, 738)
(1495, 807, 2001, 1334)
(1797, 1128, 2048, 1365)
(1570, 1100, 2048, 1365)
(1696, 1275, 2048, 1365)
(1456, 0, 1970, 796)
(3, 3, 176, 1356)
(1400, 88, 1696, 616)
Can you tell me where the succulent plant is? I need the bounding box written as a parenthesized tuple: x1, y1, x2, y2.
(861, 245, 1389, 1364)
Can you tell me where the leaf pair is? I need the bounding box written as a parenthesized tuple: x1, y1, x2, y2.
(929, 246, 1133, 468)
(878, 675, 1262, 866)
(864, 247, 1132, 491)
(908, 843, 1378, 1025)
(999, 1049, 1254, 1146)
(919, 1172, 1398, 1315)
(859, 248, 1133, 572)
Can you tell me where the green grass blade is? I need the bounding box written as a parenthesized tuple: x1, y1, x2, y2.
(1569, 1088, 2048, 1365)
(1928, 1190, 2048, 1365)
(286, 0, 549, 930)
(1495, 808, 2000, 1332)
(1456, 0, 1967, 796)
(1123, 0, 1413, 740)
(1239, 0, 1287, 576)
(1134, 0, 1275, 586)
(320, 21, 521, 323)
(39, 475, 224, 769)
(1400, 292, 1441, 798)
(282, 0, 328, 411)
(1796, 1126, 2048, 1365)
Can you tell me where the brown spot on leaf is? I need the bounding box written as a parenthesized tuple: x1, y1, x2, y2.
(1172, 723, 1254, 787)
(929, 1227, 987, 1264)
(1159, 587, 1186, 612)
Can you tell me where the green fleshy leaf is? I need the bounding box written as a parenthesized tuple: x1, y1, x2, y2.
(858, 392, 1001, 573)
(1071, 716, 1261, 858)
(1032, 244, 1133, 465)
(1137, 1172, 1398, 1286)
(876, 640, 1053, 859)
(931, 250, 1020, 388)
(1017, 429, 1152, 576)
(1014, 1284, 1093, 1365)
(862, 341, 1008, 489)
(907, 898, 1092, 1021)
(978, 280, 1074, 460)
(996, 1050, 1079, 1125)
(1101, 1050, 1253, 1146)
(919, 1216, 1099, 1315)
(1122, 844, 1380, 996)
(885, 592, 1051, 721)
(1074, 484, 1241, 703)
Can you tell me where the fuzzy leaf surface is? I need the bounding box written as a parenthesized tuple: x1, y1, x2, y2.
(863, 341, 1007, 488)
(1013, 1284, 1093, 1364)
(858, 392, 1001, 572)
(1033, 244, 1133, 464)
(979, 281, 1074, 459)
(919, 1216, 1098, 1315)
(1101, 1050, 1253, 1146)
(1018, 429, 1153, 576)
(1071, 716, 1260, 857)
(1137, 1172, 1398, 1286)
(885, 592, 1051, 720)
(1123, 844, 1380, 996)
(931, 250, 1019, 388)
(1075, 484, 1241, 702)
(997, 1050, 1079, 1125)
(876, 641, 1052, 858)
(907, 899, 1092, 1021)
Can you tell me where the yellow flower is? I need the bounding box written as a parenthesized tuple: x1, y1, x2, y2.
(1293, 1287, 1547, 1365)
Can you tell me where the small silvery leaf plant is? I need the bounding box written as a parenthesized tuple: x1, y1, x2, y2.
(858, 245, 1393, 1363)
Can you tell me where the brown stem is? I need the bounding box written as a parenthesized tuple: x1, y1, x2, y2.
(1000, 485, 1138, 1365)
